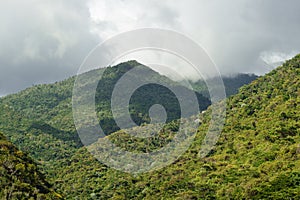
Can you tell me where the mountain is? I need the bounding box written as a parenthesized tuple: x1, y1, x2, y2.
(0, 132, 61, 199)
(0, 61, 210, 162)
(47, 55, 299, 199)
(191, 73, 258, 97)
(0, 57, 297, 199)
(0, 61, 254, 165)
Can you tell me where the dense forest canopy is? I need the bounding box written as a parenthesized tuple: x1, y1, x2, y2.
(0, 55, 299, 199)
(0, 132, 61, 199)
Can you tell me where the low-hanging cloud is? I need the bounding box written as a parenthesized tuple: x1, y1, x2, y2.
(1, 0, 300, 96)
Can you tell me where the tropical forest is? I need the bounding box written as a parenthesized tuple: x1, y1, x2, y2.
(0, 54, 299, 199)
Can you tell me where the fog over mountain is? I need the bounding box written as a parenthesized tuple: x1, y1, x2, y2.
(1, 0, 300, 96)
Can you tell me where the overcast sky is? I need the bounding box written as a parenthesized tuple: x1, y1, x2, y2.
(1, 0, 300, 96)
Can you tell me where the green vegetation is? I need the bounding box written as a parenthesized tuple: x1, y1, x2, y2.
(0, 55, 298, 199)
(93, 61, 210, 134)
(0, 61, 210, 161)
(0, 132, 61, 199)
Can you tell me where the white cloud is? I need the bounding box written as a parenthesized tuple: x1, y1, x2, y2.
(88, 0, 180, 39)
(260, 51, 297, 68)
(1, 0, 300, 95)
(0, 0, 99, 95)
(87, 0, 300, 76)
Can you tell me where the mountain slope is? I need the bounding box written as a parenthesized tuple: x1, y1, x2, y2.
(49, 55, 299, 199)
(0, 57, 295, 199)
(0, 132, 61, 199)
(0, 61, 210, 162)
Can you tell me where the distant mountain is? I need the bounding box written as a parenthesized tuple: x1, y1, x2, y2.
(0, 132, 61, 199)
(191, 73, 258, 97)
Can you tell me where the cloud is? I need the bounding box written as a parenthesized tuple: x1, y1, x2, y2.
(88, 0, 180, 39)
(1, 0, 300, 95)
(260, 51, 298, 69)
(0, 0, 99, 95)
(88, 0, 300, 76)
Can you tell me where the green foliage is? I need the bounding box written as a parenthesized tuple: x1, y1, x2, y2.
(0, 60, 210, 161)
(94, 61, 210, 134)
(0, 132, 61, 199)
(51, 55, 299, 199)
(0, 56, 299, 199)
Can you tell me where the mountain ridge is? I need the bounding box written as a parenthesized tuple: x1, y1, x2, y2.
(1, 57, 298, 199)
(48, 55, 299, 198)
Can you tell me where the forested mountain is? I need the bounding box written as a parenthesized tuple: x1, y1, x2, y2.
(0, 132, 61, 199)
(0, 61, 210, 161)
(47, 54, 299, 199)
(0, 61, 209, 198)
(0, 56, 298, 199)
(191, 73, 258, 97)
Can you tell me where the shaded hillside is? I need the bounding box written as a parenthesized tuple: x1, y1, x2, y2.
(0, 61, 210, 163)
(191, 73, 258, 97)
(222, 73, 258, 96)
(0, 132, 61, 199)
(93, 61, 210, 134)
(49, 55, 299, 199)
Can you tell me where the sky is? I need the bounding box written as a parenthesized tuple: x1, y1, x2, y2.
(1, 0, 300, 96)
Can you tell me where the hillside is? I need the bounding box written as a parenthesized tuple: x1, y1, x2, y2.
(0, 56, 297, 199)
(0, 61, 210, 162)
(0, 61, 255, 167)
(49, 55, 299, 199)
(0, 132, 61, 199)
